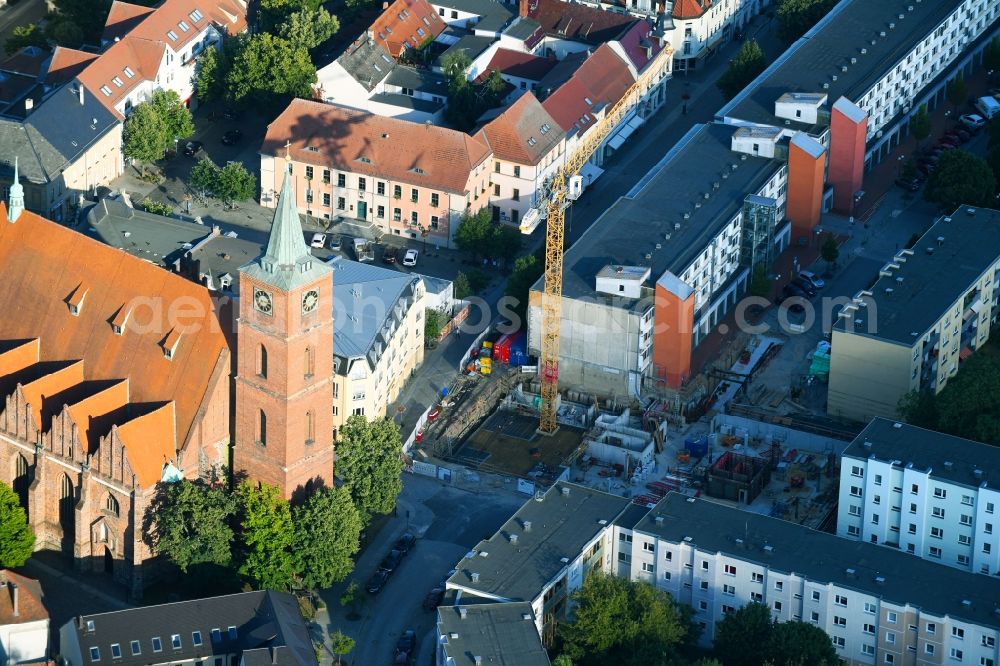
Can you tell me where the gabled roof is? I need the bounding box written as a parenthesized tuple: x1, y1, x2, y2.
(45, 47, 99, 86)
(102, 1, 155, 43)
(672, 0, 711, 20)
(114, 402, 176, 487)
(0, 203, 229, 451)
(263, 99, 491, 195)
(78, 37, 165, 115)
(0, 570, 48, 626)
(502, 16, 544, 48)
(528, 0, 637, 46)
(479, 47, 557, 82)
(615, 20, 662, 72)
(336, 36, 395, 92)
(0, 46, 50, 79)
(370, 0, 446, 58)
(128, 0, 247, 49)
(542, 43, 634, 137)
(482, 93, 564, 166)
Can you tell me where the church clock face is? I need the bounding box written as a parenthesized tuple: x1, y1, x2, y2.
(302, 289, 319, 314)
(253, 288, 273, 315)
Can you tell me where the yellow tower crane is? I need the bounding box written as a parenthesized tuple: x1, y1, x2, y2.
(520, 43, 673, 434)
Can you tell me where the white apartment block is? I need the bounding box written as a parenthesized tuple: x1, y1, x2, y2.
(621, 493, 1000, 666)
(837, 419, 1000, 578)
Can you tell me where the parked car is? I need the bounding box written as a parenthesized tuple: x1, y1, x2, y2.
(959, 113, 987, 129)
(310, 233, 327, 248)
(183, 141, 203, 157)
(782, 282, 808, 299)
(402, 249, 418, 267)
(366, 570, 389, 594)
(952, 127, 971, 142)
(797, 270, 825, 290)
(394, 533, 416, 555)
(396, 630, 416, 656)
(942, 130, 967, 144)
(379, 549, 403, 573)
(936, 139, 958, 150)
(221, 129, 243, 145)
(895, 177, 922, 192)
(329, 236, 342, 251)
(422, 587, 444, 611)
(382, 246, 399, 264)
(791, 277, 817, 297)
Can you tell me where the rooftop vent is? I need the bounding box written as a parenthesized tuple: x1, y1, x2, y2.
(522, 613, 532, 621)
(713, 181, 720, 190)
(509, 533, 518, 544)
(561, 486, 570, 497)
(863, 441, 873, 450)
(966, 208, 976, 216)
(655, 515, 665, 525)
(523, 520, 532, 532)
(703, 192, 710, 200)
(560, 557, 570, 564)
(879, 31, 886, 37)
(944, 461, 953, 470)
(846, 568, 856, 577)
(841, 65, 848, 72)
(898, 13, 904, 19)
(449, 632, 459, 639)
(823, 83, 830, 89)
(893, 422, 903, 428)
(875, 576, 886, 585)
(598, 519, 608, 525)
(885, 287, 893, 294)
(861, 48, 867, 55)
(470, 572, 480, 582)
(896, 276, 904, 283)
(459, 607, 468, 619)
(683, 536, 693, 542)
(975, 469, 984, 479)
(962, 600, 972, 608)
(763, 545, 774, 553)
(889, 23, 895, 29)
(474, 657, 482, 666)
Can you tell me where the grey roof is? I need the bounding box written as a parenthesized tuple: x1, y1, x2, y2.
(844, 418, 1000, 491)
(437, 603, 550, 666)
(638, 494, 1000, 631)
(337, 37, 395, 92)
(0, 83, 118, 185)
(536, 50, 587, 97)
(242, 168, 333, 291)
(86, 198, 210, 264)
(329, 256, 422, 368)
(447, 482, 631, 602)
(64, 591, 316, 666)
(721, 0, 965, 129)
(437, 35, 495, 65)
(370, 92, 444, 112)
(549, 123, 780, 300)
(503, 16, 543, 41)
(434, 0, 514, 32)
(385, 65, 449, 95)
(835, 206, 1000, 344)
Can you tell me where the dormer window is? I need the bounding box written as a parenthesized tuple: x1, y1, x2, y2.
(100, 86, 112, 96)
(162, 329, 181, 360)
(167, 30, 178, 41)
(123, 67, 135, 78)
(189, 9, 203, 22)
(111, 305, 131, 335)
(68, 285, 89, 315)
(86, 620, 95, 632)
(112, 76, 123, 87)
(527, 137, 537, 146)
(178, 20, 190, 32)
(541, 123, 550, 134)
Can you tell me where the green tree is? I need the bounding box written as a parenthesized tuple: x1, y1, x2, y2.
(490, 225, 523, 265)
(442, 52, 503, 130)
(142, 480, 235, 572)
(935, 353, 1000, 445)
(901, 157, 919, 182)
(258, 0, 322, 33)
(0, 482, 34, 568)
(190, 158, 221, 196)
(336, 416, 404, 523)
(947, 74, 967, 110)
(46, 19, 85, 48)
(123, 103, 169, 173)
(291, 486, 362, 590)
(989, 116, 1000, 153)
(235, 482, 295, 590)
(278, 7, 339, 50)
(140, 198, 173, 216)
(328, 630, 354, 666)
(151, 90, 194, 145)
(551, 657, 574, 666)
(717, 40, 768, 100)
(897, 389, 939, 429)
(909, 105, 931, 144)
(424, 307, 446, 341)
(453, 271, 471, 300)
(776, 0, 837, 43)
(820, 232, 839, 270)
(226, 33, 316, 106)
(454, 208, 493, 257)
(749, 263, 771, 298)
(924, 149, 997, 211)
(214, 162, 257, 206)
(5, 24, 47, 55)
(339, 580, 364, 619)
(195, 46, 225, 104)
(51, 0, 111, 44)
(766, 620, 838, 666)
(713, 603, 775, 666)
(985, 37, 1000, 72)
(558, 571, 692, 666)
(503, 249, 543, 326)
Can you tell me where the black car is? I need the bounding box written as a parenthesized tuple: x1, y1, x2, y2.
(895, 177, 922, 192)
(382, 246, 399, 264)
(379, 549, 403, 573)
(366, 570, 390, 594)
(183, 141, 203, 157)
(782, 282, 808, 299)
(791, 277, 817, 296)
(221, 129, 243, 145)
(396, 630, 416, 655)
(394, 533, 416, 555)
(952, 127, 972, 142)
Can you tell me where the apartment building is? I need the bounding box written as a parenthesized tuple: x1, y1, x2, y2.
(446, 482, 631, 645)
(621, 493, 1000, 666)
(59, 591, 315, 666)
(328, 257, 425, 432)
(481, 92, 565, 226)
(369, 0, 447, 58)
(836, 418, 1000, 578)
(435, 603, 550, 666)
(828, 207, 1000, 422)
(261, 99, 492, 248)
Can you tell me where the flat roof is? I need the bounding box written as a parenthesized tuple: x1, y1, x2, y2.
(639, 493, 1000, 631)
(722, 0, 963, 129)
(548, 123, 779, 301)
(437, 603, 550, 666)
(447, 482, 630, 603)
(835, 207, 1000, 344)
(86, 197, 209, 264)
(844, 418, 1000, 491)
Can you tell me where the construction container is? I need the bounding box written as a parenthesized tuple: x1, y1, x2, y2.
(493, 331, 524, 364)
(685, 436, 709, 458)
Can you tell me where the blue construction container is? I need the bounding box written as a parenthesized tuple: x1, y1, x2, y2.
(685, 436, 709, 458)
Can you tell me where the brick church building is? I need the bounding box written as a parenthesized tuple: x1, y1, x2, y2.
(0, 160, 335, 598)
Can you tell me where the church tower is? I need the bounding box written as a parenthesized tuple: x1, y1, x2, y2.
(235, 157, 335, 498)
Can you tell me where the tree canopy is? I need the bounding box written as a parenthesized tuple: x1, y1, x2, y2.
(215, 162, 257, 206)
(0, 482, 34, 569)
(291, 486, 362, 590)
(50, 0, 112, 46)
(776, 0, 837, 43)
(235, 482, 295, 590)
(946, 74, 967, 109)
(122, 92, 194, 169)
(713, 603, 838, 666)
(152, 90, 195, 143)
(143, 479, 235, 572)
(278, 7, 339, 50)
(504, 248, 544, 327)
(443, 52, 505, 131)
(717, 40, 768, 100)
(985, 37, 1000, 72)
(5, 24, 47, 55)
(909, 105, 931, 144)
(558, 571, 694, 666)
(226, 33, 316, 106)
(924, 149, 997, 211)
(336, 416, 404, 523)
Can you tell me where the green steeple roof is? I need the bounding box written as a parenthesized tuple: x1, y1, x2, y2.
(241, 162, 332, 291)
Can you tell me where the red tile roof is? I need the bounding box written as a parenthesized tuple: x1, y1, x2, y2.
(0, 570, 48, 626)
(542, 43, 634, 137)
(115, 402, 176, 487)
(528, 0, 637, 46)
(0, 203, 229, 455)
(479, 48, 557, 83)
(673, 0, 711, 20)
(0, 47, 50, 79)
(482, 92, 564, 165)
(79, 37, 165, 116)
(102, 1, 155, 43)
(615, 20, 663, 72)
(370, 0, 445, 59)
(45, 47, 98, 86)
(263, 99, 492, 195)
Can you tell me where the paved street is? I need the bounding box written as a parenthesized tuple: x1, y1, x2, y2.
(0, 0, 46, 48)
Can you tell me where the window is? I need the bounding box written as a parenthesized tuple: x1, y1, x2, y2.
(305, 166, 313, 180)
(171, 634, 182, 650)
(875, 474, 883, 485)
(961, 514, 973, 526)
(773, 600, 782, 612)
(393, 208, 401, 222)
(886, 632, 896, 644)
(431, 193, 439, 207)
(100, 85, 112, 96)
(323, 193, 330, 207)
(619, 533, 632, 543)
(864, 623, 876, 634)
(700, 581, 709, 590)
(864, 602, 876, 614)
(984, 636, 996, 648)
(228, 627, 237, 640)
(358, 177, 366, 191)
(430, 215, 439, 230)
(211, 629, 221, 644)
(90, 648, 100, 662)
(723, 584, 735, 595)
(701, 560, 709, 571)
(910, 503, 917, 513)
(513, 188, 520, 201)
(872, 514, 880, 525)
(835, 595, 847, 606)
(834, 616, 847, 627)
(152, 638, 162, 653)
(377, 181, 385, 195)
(641, 562, 654, 573)
(930, 546, 942, 558)
(494, 162, 500, 173)
(887, 612, 897, 624)
(750, 592, 762, 603)
(931, 527, 944, 539)
(337, 197, 345, 210)
(699, 600, 708, 610)
(190, 9, 203, 21)
(927, 623, 936, 635)
(873, 495, 881, 505)
(847, 525, 860, 536)
(885, 656, 895, 664)
(663, 550, 671, 561)
(774, 580, 783, 591)
(377, 205, 385, 218)
(862, 645, 876, 656)
(751, 572, 763, 583)
(106, 494, 119, 516)
(112, 76, 123, 87)
(513, 166, 521, 178)
(953, 627, 965, 639)
(985, 543, 992, 554)
(982, 659, 995, 666)
(986, 523, 993, 535)
(934, 487, 947, 499)
(832, 636, 845, 648)
(410, 188, 418, 203)
(110, 645, 121, 659)
(909, 523, 917, 534)
(257, 409, 267, 447)
(850, 486, 863, 497)
(849, 505, 861, 516)
(722, 605, 735, 614)
(663, 572, 671, 581)
(323, 169, 331, 183)
(933, 507, 945, 518)
(962, 495, 974, 506)
(257, 344, 267, 378)
(130, 641, 140, 656)
(911, 484, 920, 494)
(643, 542, 655, 553)
(124, 66, 135, 78)
(810, 611, 819, 622)
(812, 591, 821, 601)
(617, 552, 631, 563)
(724, 564, 737, 576)
(988, 503, 995, 514)
(191, 631, 203, 647)
(338, 174, 347, 187)
(851, 465, 864, 477)
(950, 648, 963, 660)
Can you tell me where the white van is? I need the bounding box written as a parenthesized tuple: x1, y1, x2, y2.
(975, 95, 1000, 119)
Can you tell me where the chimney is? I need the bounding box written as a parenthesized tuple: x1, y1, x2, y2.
(10, 582, 18, 618)
(269, 647, 278, 665)
(78, 85, 85, 105)
(382, 0, 388, 7)
(459, 607, 468, 619)
(509, 533, 519, 544)
(470, 572, 480, 583)
(24, 98, 32, 111)
(523, 520, 532, 532)
(561, 486, 570, 497)
(474, 657, 482, 666)
(519, 0, 529, 18)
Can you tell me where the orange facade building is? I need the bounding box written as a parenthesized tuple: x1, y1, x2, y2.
(653, 275, 695, 389)
(828, 97, 868, 215)
(785, 132, 827, 245)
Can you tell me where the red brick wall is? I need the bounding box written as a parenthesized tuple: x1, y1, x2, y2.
(829, 103, 868, 214)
